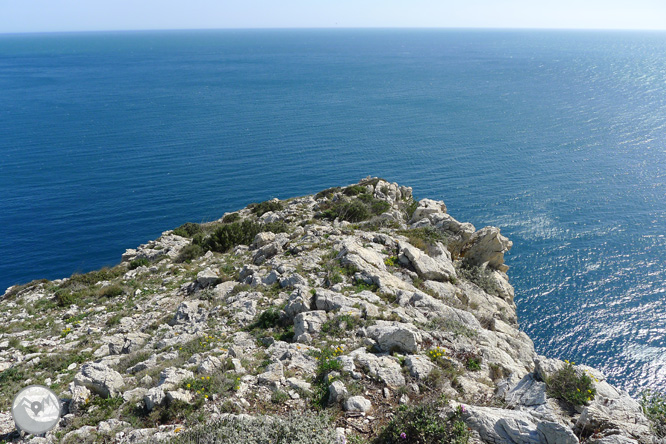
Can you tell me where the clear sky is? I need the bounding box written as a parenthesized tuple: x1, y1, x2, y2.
(1, 0, 666, 34)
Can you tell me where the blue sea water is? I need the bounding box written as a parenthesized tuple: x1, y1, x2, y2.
(0, 29, 665, 395)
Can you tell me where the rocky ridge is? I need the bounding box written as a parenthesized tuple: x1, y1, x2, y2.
(0, 177, 659, 443)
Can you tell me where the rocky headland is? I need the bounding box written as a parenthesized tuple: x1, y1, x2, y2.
(0, 178, 660, 443)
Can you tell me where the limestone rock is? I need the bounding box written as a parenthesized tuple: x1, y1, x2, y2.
(344, 396, 372, 413)
(366, 321, 422, 353)
(196, 268, 219, 287)
(293, 310, 328, 342)
(169, 301, 207, 325)
(400, 240, 456, 282)
(410, 198, 447, 223)
(328, 380, 348, 404)
(144, 387, 166, 411)
(405, 355, 435, 380)
(74, 363, 124, 398)
(157, 367, 194, 390)
(463, 404, 578, 444)
(461, 226, 512, 272)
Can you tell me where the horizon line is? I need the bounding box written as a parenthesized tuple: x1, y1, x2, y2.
(2, 25, 666, 36)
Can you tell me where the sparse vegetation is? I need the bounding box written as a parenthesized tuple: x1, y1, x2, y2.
(376, 402, 469, 444)
(173, 222, 203, 238)
(641, 389, 666, 438)
(545, 361, 596, 406)
(250, 199, 284, 217)
(455, 263, 501, 296)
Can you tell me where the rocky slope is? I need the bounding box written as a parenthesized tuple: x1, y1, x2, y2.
(0, 177, 659, 443)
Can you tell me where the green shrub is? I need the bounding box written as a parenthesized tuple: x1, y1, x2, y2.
(376, 403, 469, 444)
(336, 200, 371, 222)
(384, 256, 399, 267)
(176, 243, 205, 263)
(248, 307, 282, 330)
(203, 220, 263, 253)
(271, 390, 289, 404)
(321, 314, 362, 337)
(128, 257, 150, 270)
(173, 222, 203, 238)
(251, 200, 283, 217)
(99, 285, 124, 298)
(168, 411, 336, 444)
(641, 390, 666, 437)
(545, 361, 596, 406)
(404, 198, 419, 220)
(315, 187, 342, 200)
(222, 212, 241, 223)
(455, 263, 501, 296)
(343, 185, 366, 196)
(55, 288, 77, 307)
(397, 227, 448, 251)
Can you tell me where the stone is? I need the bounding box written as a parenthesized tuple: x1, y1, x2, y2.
(366, 321, 422, 353)
(463, 404, 578, 444)
(280, 273, 308, 288)
(352, 350, 406, 387)
(74, 363, 124, 398)
(257, 362, 285, 386)
(344, 396, 372, 413)
(166, 389, 193, 404)
(293, 310, 328, 341)
(197, 355, 223, 374)
(405, 355, 435, 380)
(143, 387, 166, 411)
(328, 380, 348, 404)
(123, 387, 148, 403)
(157, 367, 194, 390)
(252, 232, 276, 248)
(169, 301, 207, 325)
(400, 241, 456, 282)
(68, 385, 91, 415)
(196, 268, 219, 287)
(283, 286, 313, 320)
(505, 373, 548, 407)
(98, 419, 130, 435)
(410, 198, 447, 223)
(461, 226, 512, 272)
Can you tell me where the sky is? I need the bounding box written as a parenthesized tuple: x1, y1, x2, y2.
(1, 0, 666, 34)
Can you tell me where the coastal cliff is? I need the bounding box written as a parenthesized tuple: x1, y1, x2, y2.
(0, 178, 659, 443)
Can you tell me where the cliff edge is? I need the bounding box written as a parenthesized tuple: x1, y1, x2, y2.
(0, 178, 659, 443)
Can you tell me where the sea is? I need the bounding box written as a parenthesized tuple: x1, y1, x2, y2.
(0, 29, 664, 395)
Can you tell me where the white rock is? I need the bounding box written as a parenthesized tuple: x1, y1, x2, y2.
(344, 396, 372, 413)
(144, 387, 166, 411)
(462, 226, 512, 272)
(74, 363, 124, 398)
(405, 355, 435, 380)
(366, 321, 422, 353)
(328, 380, 348, 404)
(196, 268, 219, 287)
(293, 310, 328, 341)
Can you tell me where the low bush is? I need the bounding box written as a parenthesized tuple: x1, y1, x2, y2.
(99, 285, 124, 298)
(201, 220, 263, 253)
(176, 243, 205, 263)
(168, 412, 336, 444)
(397, 227, 448, 251)
(545, 361, 596, 406)
(222, 212, 241, 223)
(455, 263, 501, 296)
(172, 222, 203, 238)
(128, 257, 150, 270)
(251, 200, 283, 217)
(641, 390, 666, 437)
(376, 402, 470, 444)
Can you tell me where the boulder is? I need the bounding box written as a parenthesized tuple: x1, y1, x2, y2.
(74, 363, 124, 398)
(169, 301, 207, 325)
(461, 226, 512, 272)
(400, 241, 456, 282)
(366, 321, 422, 354)
(410, 199, 447, 223)
(293, 311, 328, 342)
(344, 396, 372, 413)
(196, 268, 219, 287)
(328, 380, 348, 404)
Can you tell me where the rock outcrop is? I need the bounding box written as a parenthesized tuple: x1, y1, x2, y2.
(0, 178, 658, 444)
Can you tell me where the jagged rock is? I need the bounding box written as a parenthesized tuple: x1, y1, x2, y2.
(344, 396, 372, 413)
(169, 300, 207, 325)
(166, 389, 193, 404)
(157, 367, 194, 390)
(257, 362, 285, 386)
(462, 226, 512, 272)
(283, 286, 313, 320)
(286, 377, 312, 394)
(252, 232, 276, 248)
(366, 321, 422, 353)
(352, 349, 406, 387)
(328, 380, 348, 404)
(410, 198, 447, 223)
(98, 419, 130, 435)
(123, 387, 148, 403)
(280, 273, 308, 288)
(463, 404, 579, 444)
(293, 310, 328, 342)
(68, 385, 91, 414)
(196, 268, 219, 287)
(400, 240, 456, 282)
(144, 387, 166, 411)
(197, 355, 223, 374)
(74, 363, 124, 398)
(505, 373, 548, 407)
(405, 355, 435, 379)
